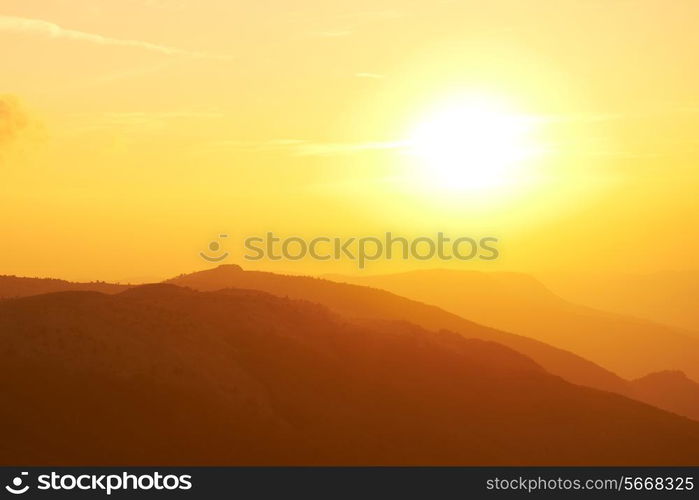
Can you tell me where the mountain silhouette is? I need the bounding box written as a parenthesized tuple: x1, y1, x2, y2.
(630, 371, 699, 421)
(0, 275, 128, 298)
(324, 269, 699, 382)
(168, 265, 699, 421)
(2, 268, 626, 398)
(538, 270, 699, 333)
(2, 284, 699, 465)
(4, 268, 697, 421)
(167, 265, 629, 394)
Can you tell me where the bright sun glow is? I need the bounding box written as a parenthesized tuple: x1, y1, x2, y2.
(408, 98, 541, 192)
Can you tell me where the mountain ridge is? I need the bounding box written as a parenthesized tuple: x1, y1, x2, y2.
(3, 284, 699, 465)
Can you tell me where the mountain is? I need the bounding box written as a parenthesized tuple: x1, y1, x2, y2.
(2, 285, 699, 465)
(0, 275, 129, 298)
(323, 269, 699, 382)
(630, 371, 699, 421)
(167, 265, 630, 395)
(2, 270, 628, 398)
(538, 270, 699, 333)
(168, 265, 699, 421)
(6, 268, 697, 422)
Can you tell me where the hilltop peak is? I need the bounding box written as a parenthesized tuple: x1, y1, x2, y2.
(117, 283, 196, 299)
(635, 370, 692, 383)
(216, 264, 244, 272)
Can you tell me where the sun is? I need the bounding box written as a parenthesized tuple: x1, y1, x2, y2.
(407, 97, 540, 192)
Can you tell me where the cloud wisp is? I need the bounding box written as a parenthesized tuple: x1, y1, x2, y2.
(0, 95, 43, 162)
(355, 72, 384, 79)
(0, 15, 231, 60)
(308, 29, 353, 38)
(0, 95, 30, 149)
(207, 138, 406, 157)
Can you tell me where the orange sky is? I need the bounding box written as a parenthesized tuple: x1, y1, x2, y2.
(1, 0, 698, 282)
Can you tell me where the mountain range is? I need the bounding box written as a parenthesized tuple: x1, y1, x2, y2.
(168, 265, 699, 420)
(324, 269, 699, 382)
(538, 270, 699, 333)
(2, 266, 698, 426)
(2, 284, 699, 465)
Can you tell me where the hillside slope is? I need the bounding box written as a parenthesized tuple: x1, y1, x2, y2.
(325, 269, 699, 381)
(2, 285, 699, 465)
(0, 275, 128, 298)
(167, 266, 632, 395)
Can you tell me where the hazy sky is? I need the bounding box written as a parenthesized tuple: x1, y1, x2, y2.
(2, 0, 698, 281)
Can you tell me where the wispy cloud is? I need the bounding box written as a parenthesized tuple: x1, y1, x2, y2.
(101, 111, 224, 122)
(355, 72, 384, 79)
(534, 112, 626, 124)
(342, 9, 405, 21)
(536, 106, 699, 125)
(0, 95, 42, 160)
(145, 0, 188, 9)
(308, 29, 352, 38)
(61, 110, 225, 137)
(290, 140, 404, 156)
(92, 62, 174, 85)
(0, 95, 30, 153)
(0, 16, 231, 59)
(207, 138, 405, 157)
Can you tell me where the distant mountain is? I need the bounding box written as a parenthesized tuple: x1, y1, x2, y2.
(6, 268, 698, 422)
(2, 285, 699, 465)
(323, 269, 699, 382)
(0, 275, 129, 298)
(630, 371, 699, 422)
(168, 265, 699, 421)
(538, 271, 699, 333)
(167, 265, 630, 395)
